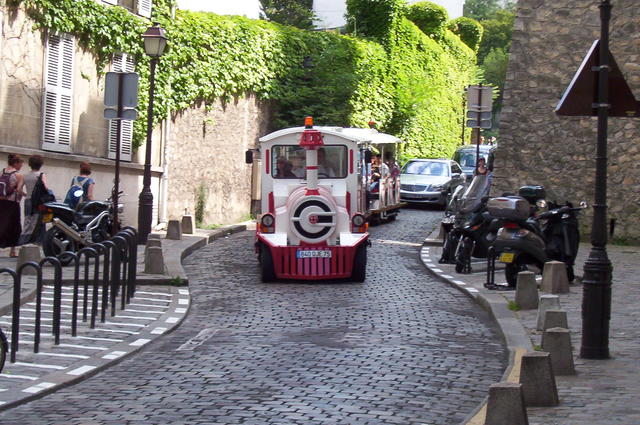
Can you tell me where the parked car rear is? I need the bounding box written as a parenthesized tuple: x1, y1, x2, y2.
(453, 145, 496, 181)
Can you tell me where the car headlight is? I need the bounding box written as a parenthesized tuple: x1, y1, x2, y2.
(431, 184, 446, 192)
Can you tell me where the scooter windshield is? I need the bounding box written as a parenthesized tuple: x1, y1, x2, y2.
(459, 175, 490, 214)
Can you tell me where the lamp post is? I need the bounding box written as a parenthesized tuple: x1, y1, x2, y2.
(580, 0, 613, 359)
(138, 22, 168, 244)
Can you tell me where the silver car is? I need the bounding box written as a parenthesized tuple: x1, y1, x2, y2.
(400, 159, 466, 206)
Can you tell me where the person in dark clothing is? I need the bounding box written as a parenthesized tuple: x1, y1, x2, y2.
(0, 154, 25, 257)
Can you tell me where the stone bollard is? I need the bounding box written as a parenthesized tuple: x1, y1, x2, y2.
(542, 327, 576, 376)
(519, 351, 559, 407)
(484, 382, 529, 425)
(181, 215, 196, 235)
(536, 295, 560, 331)
(515, 271, 539, 310)
(17, 244, 43, 275)
(144, 246, 165, 274)
(145, 238, 161, 259)
(165, 220, 182, 240)
(541, 309, 569, 346)
(541, 261, 570, 294)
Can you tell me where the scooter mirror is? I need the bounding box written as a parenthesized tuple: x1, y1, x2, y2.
(73, 189, 84, 198)
(579, 201, 588, 208)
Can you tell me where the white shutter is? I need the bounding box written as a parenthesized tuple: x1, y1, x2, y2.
(107, 52, 135, 161)
(138, 0, 152, 18)
(42, 33, 74, 153)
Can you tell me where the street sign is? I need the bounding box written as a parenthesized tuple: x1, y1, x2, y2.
(104, 72, 139, 120)
(466, 111, 492, 128)
(555, 39, 639, 117)
(467, 85, 493, 111)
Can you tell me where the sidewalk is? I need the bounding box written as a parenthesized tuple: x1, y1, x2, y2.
(0, 224, 246, 411)
(421, 232, 640, 425)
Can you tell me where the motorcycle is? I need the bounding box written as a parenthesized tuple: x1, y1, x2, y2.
(440, 174, 491, 265)
(40, 189, 123, 265)
(453, 203, 503, 274)
(488, 190, 585, 287)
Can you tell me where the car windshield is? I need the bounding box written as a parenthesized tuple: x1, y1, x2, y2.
(458, 151, 489, 168)
(402, 161, 449, 177)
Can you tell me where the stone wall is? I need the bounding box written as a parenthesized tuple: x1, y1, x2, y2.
(166, 95, 272, 226)
(496, 0, 640, 241)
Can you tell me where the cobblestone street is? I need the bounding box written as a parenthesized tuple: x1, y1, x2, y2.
(0, 208, 506, 424)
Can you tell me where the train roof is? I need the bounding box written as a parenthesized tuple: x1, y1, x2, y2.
(259, 126, 405, 145)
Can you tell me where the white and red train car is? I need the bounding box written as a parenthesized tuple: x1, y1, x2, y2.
(247, 117, 403, 282)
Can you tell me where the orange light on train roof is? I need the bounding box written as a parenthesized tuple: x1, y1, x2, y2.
(304, 116, 313, 128)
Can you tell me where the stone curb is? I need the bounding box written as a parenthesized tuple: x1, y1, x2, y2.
(0, 223, 248, 411)
(418, 233, 532, 425)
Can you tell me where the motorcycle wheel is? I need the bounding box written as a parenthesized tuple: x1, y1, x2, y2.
(505, 261, 528, 288)
(43, 226, 78, 266)
(455, 237, 473, 273)
(439, 231, 459, 264)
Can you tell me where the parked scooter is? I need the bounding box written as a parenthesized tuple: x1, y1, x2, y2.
(454, 204, 503, 273)
(488, 189, 585, 287)
(40, 189, 123, 265)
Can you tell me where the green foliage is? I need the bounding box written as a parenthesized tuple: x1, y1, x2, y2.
(477, 9, 514, 63)
(169, 276, 187, 286)
(194, 182, 208, 227)
(463, 0, 501, 21)
(15, 0, 477, 159)
(447, 17, 483, 52)
(508, 300, 520, 311)
(406, 1, 449, 40)
(345, 0, 407, 43)
(481, 48, 508, 90)
(259, 0, 316, 30)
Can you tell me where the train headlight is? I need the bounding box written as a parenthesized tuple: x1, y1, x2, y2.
(352, 213, 367, 233)
(260, 213, 275, 233)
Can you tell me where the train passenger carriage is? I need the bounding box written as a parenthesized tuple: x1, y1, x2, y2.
(246, 117, 404, 283)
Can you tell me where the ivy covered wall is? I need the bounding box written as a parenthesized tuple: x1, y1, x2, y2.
(11, 0, 477, 161)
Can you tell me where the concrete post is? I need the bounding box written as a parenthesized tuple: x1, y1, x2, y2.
(144, 246, 165, 274)
(515, 271, 538, 310)
(17, 244, 43, 275)
(181, 215, 196, 235)
(542, 327, 576, 375)
(165, 220, 182, 240)
(541, 261, 570, 294)
(519, 351, 559, 407)
(536, 295, 560, 331)
(541, 309, 569, 347)
(484, 382, 529, 425)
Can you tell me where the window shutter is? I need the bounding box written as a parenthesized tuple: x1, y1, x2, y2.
(138, 0, 152, 18)
(42, 33, 74, 153)
(107, 53, 135, 162)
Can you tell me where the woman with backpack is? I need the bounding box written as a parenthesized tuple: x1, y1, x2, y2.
(64, 161, 95, 208)
(18, 155, 50, 245)
(0, 154, 25, 257)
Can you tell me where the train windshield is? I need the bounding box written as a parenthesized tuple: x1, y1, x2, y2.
(271, 145, 348, 179)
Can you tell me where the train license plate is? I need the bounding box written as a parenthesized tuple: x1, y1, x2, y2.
(296, 250, 332, 259)
(42, 213, 53, 223)
(499, 252, 515, 263)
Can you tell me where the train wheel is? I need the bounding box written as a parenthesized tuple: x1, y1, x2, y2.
(351, 245, 367, 283)
(260, 243, 276, 283)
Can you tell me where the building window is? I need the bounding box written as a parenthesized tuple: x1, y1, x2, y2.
(42, 33, 75, 153)
(104, 0, 152, 18)
(107, 53, 135, 162)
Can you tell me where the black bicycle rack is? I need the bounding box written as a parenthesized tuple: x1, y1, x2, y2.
(0, 227, 138, 364)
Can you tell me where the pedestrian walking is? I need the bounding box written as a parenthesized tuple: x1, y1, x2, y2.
(64, 161, 95, 208)
(18, 155, 49, 245)
(0, 154, 26, 257)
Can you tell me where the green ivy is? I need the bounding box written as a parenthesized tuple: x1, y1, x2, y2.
(448, 16, 484, 52)
(406, 1, 449, 40)
(11, 0, 477, 159)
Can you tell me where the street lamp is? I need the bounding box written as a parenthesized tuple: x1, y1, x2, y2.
(138, 22, 168, 244)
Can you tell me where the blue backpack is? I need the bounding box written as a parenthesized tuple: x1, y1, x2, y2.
(64, 176, 88, 208)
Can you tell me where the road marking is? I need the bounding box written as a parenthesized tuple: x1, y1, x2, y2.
(151, 327, 167, 334)
(0, 374, 38, 381)
(165, 317, 179, 324)
(15, 362, 66, 370)
(178, 299, 189, 305)
(102, 351, 127, 360)
(58, 343, 107, 351)
(130, 338, 151, 347)
(441, 274, 453, 279)
(175, 308, 187, 314)
(178, 289, 189, 295)
(37, 352, 89, 359)
(22, 382, 56, 394)
(67, 365, 97, 376)
(431, 268, 443, 272)
(136, 291, 172, 297)
(125, 308, 165, 314)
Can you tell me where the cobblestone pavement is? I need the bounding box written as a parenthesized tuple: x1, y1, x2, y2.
(0, 208, 507, 424)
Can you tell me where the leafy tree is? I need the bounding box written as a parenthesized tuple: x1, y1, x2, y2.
(476, 9, 514, 63)
(481, 47, 508, 90)
(406, 1, 448, 39)
(463, 0, 501, 21)
(447, 16, 483, 52)
(259, 0, 316, 30)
